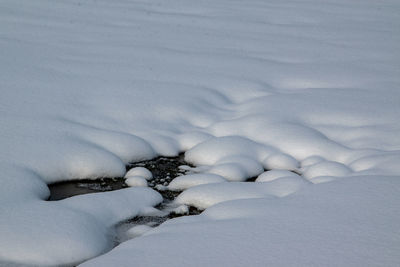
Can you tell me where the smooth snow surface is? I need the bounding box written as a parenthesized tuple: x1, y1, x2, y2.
(82, 177, 400, 267)
(1, 0, 400, 266)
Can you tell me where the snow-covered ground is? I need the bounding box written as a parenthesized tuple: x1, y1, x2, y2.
(1, 0, 399, 266)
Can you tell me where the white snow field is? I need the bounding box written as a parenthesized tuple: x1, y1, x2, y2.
(0, 0, 399, 266)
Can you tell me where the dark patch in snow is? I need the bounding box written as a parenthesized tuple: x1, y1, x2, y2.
(245, 176, 258, 182)
(114, 154, 201, 244)
(48, 153, 192, 201)
(127, 153, 191, 193)
(114, 201, 202, 245)
(48, 178, 127, 201)
(48, 154, 205, 248)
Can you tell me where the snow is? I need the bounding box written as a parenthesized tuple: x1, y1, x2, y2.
(168, 173, 227, 191)
(138, 207, 168, 217)
(0, 187, 162, 266)
(82, 176, 400, 267)
(256, 170, 300, 182)
(303, 160, 352, 180)
(125, 176, 148, 187)
(301, 155, 325, 168)
(125, 167, 153, 180)
(178, 132, 214, 151)
(171, 205, 189, 215)
(262, 153, 299, 171)
(0, 0, 400, 266)
(214, 155, 265, 181)
(185, 136, 274, 166)
(126, 225, 153, 239)
(175, 177, 308, 210)
(184, 137, 270, 181)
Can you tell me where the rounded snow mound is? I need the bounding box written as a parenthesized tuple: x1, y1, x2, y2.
(256, 170, 300, 182)
(301, 155, 325, 168)
(175, 178, 308, 210)
(214, 155, 265, 181)
(262, 153, 299, 171)
(303, 160, 352, 179)
(78, 130, 156, 164)
(126, 225, 152, 238)
(178, 131, 214, 151)
(125, 176, 148, 187)
(168, 173, 227, 191)
(184, 136, 274, 166)
(125, 167, 153, 180)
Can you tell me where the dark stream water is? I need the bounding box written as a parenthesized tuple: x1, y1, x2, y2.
(48, 154, 201, 244)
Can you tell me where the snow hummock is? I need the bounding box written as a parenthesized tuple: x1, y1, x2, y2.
(168, 173, 227, 191)
(171, 205, 189, 215)
(139, 206, 169, 217)
(212, 155, 265, 181)
(256, 170, 301, 182)
(125, 167, 153, 180)
(125, 176, 148, 187)
(185, 136, 273, 166)
(303, 160, 352, 180)
(126, 225, 153, 239)
(262, 153, 299, 171)
(301, 155, 326, 168)
(184, 137, 268, 181)
(175, 177, 308, 210)
(178, 132, 214, 151)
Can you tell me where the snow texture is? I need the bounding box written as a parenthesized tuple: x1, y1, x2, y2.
(0, 0, 400, 266)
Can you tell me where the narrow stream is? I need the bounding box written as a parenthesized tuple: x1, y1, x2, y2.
(48, 154, 202, 245)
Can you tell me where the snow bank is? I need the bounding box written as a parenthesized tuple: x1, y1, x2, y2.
(0, 187, 162, 266)
(82, 176, 400, 267)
